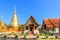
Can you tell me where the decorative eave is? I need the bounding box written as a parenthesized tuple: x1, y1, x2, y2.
(24, 15, 40, 27)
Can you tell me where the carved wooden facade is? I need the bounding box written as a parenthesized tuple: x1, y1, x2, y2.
(24, 16, 40, 34)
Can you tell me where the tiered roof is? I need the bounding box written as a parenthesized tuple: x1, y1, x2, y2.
(42, 18, 60, 30)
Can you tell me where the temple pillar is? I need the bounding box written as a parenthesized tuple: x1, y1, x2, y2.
(28, 25, 30, 33)
(34, 24, 35, 31)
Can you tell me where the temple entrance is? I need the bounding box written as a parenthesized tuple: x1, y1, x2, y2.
(30, 27, 33, 31)
(29, 24, 34, 32)
(29, 26, 33, 34)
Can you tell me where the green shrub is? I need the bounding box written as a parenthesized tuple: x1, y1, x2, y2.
(24, 34, 26, 38)
(24, 34, 27, 40)
(3, 35, 7, 40)
(36, 34, 40, 38)
(55, 36, 58, 39)
(46, 36, 48, 39)
(15, 35, 18, 40)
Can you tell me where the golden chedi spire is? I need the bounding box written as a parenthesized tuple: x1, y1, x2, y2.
(1, 17, 4, 26)
(10, 6, 19, 27)
(0, 17, 8, 32)
(9, 6, 20, 32)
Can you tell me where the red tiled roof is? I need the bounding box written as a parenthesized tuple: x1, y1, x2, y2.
(42, 18, 60, 30)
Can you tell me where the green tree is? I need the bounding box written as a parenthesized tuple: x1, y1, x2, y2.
(38, 27, 42, 33)
(3, 35, 7, 40)
(20, 24, 24, 31)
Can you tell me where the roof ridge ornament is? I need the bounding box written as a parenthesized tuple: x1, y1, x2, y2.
(30, 12, 32, 16)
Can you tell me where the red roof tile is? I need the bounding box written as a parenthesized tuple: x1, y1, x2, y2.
(42, 18, 60, 30)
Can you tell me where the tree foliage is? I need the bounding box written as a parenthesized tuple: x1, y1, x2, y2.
(19, 24, 24, 31)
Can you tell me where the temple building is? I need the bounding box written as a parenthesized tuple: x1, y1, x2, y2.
(24, 16, 40, 34)
(42, 18, 60, 33)
(0, 7, 40, 34)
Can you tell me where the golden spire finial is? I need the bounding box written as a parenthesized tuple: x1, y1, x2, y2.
(14, 6, 16, 15)
(1, 16, 4, 25)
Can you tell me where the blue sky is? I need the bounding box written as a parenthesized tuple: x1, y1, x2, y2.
(0, 0, 60, 27)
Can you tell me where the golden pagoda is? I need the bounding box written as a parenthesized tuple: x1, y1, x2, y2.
(9, 7, 20, 32)
(0, 18, 7, 32)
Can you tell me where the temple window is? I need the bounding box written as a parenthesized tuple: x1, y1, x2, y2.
(30, 21, 34, 24)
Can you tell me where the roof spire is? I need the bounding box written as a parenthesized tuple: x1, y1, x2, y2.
(30, 12, 32, 16)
